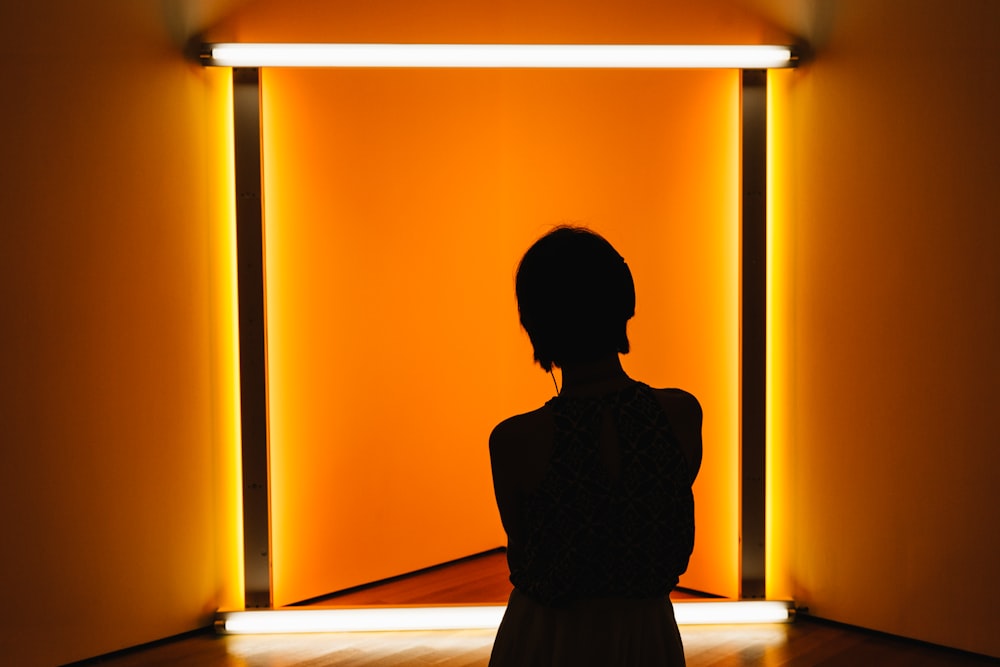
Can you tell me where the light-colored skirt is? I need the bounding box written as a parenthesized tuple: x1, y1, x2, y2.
(489, 588, 686, 666)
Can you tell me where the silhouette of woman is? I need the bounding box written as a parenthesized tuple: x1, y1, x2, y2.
(488, 226, 702, 666)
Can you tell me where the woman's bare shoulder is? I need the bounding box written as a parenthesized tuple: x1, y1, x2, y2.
(489, 404, 555, 508)
(490, 405, 553, 453)
(650, 387, 702, 420)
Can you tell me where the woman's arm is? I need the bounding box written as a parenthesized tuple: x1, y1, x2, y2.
(489, 406, 553, 547)
(655, 389, 703, 484)
(489, 419, 524, 543)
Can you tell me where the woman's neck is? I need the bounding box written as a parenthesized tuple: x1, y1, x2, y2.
(555, 356, 632, 397)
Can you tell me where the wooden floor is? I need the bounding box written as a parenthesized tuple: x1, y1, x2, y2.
(75, 551, 997, 667)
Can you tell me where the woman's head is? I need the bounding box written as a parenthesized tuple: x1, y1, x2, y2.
(515, 226, 635, 372)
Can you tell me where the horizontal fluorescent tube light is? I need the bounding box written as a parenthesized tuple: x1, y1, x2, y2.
(201, 43, 796, 69)
(216, 600, 795, 634)
(218, 606, 506, 634)
(675, 600, 795, 624)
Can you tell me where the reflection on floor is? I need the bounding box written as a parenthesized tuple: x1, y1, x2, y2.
(80, 618, 997, 667)
(74, 550, 998, 666)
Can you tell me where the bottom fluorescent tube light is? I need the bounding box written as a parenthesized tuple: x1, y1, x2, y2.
(216, 600, 794, 634)
(675, 600, 795, 624)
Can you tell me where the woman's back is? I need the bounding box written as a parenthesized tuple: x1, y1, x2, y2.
(489, 380, 700, 666)
(509, 381, 695, 606)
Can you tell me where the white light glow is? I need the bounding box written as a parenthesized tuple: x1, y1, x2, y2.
(216, 600, 794, 634)
(202, 43, 796, 69)
(675, 600, 793, 624)
(219, 605, 507, 634)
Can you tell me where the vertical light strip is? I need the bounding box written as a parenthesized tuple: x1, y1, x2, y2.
(764, 71, 792, 600)
(233, 67, 272, 608)
(740, 69, 767, 599)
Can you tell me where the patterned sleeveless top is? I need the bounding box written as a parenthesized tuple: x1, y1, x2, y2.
(509, 381, 695, 606)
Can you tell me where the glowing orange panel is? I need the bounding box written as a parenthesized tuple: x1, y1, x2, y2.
(207, 67, 247, 612)
(765, 69, 793, 602)
(261, 67, 740, 605)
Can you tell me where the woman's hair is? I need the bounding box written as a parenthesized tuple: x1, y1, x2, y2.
(515, 226, 635, 372)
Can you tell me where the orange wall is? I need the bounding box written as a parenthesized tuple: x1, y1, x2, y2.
(9, 0, 998, 664)
(0, 2, 243, 665)
(260, 66, 742, 604)
(763, 0, 1000, 657)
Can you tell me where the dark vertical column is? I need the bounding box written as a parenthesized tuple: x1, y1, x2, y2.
(740, 69, 767, 600)
(232, 67, 272, 608)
